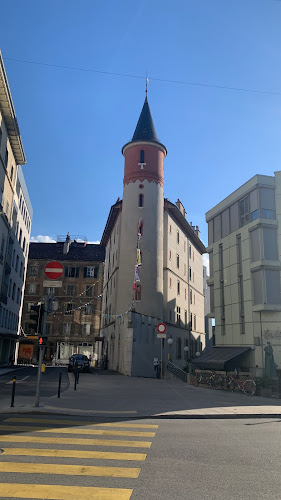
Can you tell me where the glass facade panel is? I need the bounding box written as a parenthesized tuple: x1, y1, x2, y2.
(252, 271, 263, 305)
(251, 228, 261, 262)
(263, 228, 278, 261)
(208, 219, 213, 245)
(214, 215, 221, 242)
(230, 203, 239, 232)
(265, 270, 281, 304)
(221, 209, 230, 238)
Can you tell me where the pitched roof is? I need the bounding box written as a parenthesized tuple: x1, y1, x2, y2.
(28, 242, 105, 262)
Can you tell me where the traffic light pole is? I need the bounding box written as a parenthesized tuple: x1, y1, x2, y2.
(34, 296, 50, 407)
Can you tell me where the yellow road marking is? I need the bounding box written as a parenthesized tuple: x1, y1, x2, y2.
(2, 448, 147, 461)
(0, 462, 140, 478)
(5, 418, 158, 429)
(1, 435, 151, 448)
(39, 428, 155, 437)
(0, 425, 155, 437)
(0, 483, 133, 499)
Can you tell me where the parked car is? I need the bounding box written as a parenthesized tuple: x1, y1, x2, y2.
(68, 354, 90, 372)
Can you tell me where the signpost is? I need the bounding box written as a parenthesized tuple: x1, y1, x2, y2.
(157, 323, 167, 379)
(44, 261, 63, 280)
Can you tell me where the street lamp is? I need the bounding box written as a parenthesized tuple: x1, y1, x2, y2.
(195, 351, 200, 357)
(167, 337, 173, 362)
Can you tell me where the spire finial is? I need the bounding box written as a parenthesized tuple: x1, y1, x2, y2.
(145, 74, 149, 97)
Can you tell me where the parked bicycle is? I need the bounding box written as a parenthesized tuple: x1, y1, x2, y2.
(222, 373, 256, 396)
(194, 371, 223, 390)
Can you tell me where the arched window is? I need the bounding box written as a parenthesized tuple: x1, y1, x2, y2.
(139, 193, 144, 207)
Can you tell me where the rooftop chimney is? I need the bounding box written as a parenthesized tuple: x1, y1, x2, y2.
(175, 199, 186, 219)
(63, 233, 71, 255)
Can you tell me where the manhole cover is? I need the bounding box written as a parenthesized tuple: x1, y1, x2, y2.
(0, 449, 4, 454)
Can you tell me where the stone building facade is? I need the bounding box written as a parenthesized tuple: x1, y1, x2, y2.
(20, 238, 104, 363)
(100, 96, 206, 377)
(0, 51, 32, 365)
(201, 171, 281, 375)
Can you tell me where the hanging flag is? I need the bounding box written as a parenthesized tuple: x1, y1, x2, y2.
(135, 265, 140, 282)
(133, 282, 137, 290)
(137, 248, 142, 266)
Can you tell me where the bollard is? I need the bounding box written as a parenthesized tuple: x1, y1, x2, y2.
(57, 371, 62, 398)
(10, 377, 16, 407)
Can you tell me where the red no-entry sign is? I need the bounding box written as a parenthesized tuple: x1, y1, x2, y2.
(45, 261, 63, 280)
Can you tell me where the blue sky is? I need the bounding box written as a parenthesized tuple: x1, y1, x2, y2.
(1, 0, 281, 253)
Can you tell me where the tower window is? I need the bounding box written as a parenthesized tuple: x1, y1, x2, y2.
(140, 150, 145, 163)
(139, 194, 144, 207)
(176, 254, 179, 269)
(177, 231, 179, 244)
(135, 283, 141, 301)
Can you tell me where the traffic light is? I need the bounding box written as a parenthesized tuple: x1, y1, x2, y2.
(29, 303, 44, 334)
(38, 336, 48, 347)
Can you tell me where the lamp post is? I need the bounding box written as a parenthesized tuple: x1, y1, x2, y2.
(167, 337, 173, 362)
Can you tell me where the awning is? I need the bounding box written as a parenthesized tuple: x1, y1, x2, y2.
(191, 346, 251, 370)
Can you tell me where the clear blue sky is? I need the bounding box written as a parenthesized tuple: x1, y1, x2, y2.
(1, 0, 281, 250)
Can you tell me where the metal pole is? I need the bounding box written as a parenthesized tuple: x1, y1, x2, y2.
(74, 372, 77, 391)
(160, 339, 163, 379)
(35, 297, 49, 407)
(10, 377, 16, 407)
(57, 371, 62, 398)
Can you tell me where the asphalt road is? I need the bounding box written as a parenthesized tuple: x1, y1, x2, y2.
(0, 414, 280, 500)
(0, 367, 69, 398)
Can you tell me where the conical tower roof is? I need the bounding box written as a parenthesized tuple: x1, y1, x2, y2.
(132, 96, 159, 142)
(122, 96, 167, 155)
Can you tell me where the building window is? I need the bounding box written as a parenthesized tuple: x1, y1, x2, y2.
(10, 166, 14, 182)
(84, 304, 91, 315)
(177, 280, 180, 295)
(169, 250, 171, 260)
(169, 277, 172, 288)
(185, 288, 186, 300)
(135, 283, 141, 301)
(177, 231, 179, 244)
(29, 265, 39, 276)
(19, 229, 22, 245)
(28, 283, 37, 295)
(22, 237, 26, 253)
(239, 195, 250, 227)
(12, 283, 16, 301)
(169, 310, 172, 321)
(15, 255, 19, 273)
(176, 254, 179, 269)
(16, 287, 20, 304)
(189, 245, 191, 258)
(176, 337, 182, 358)
(139, 194, 144, 207)
(4, 148, 8, 167)
(140, 150, 145, 163)
(63, 323, 71, 335)
(85, 285, 93, 297)
(66, 284, 76, 296)
(65, 266, 79, 278)
(176, 306, 181, 326)
(189, 267, 192, 280)
(20, 262, 23, 278)
(83, 323, 91, 335)
(194, 314, 196, 330)
(184, 310, 187, 325)
(64, 303, 73, 315)
(190, 289, 192, 304)
(190, 312, 193, 330)
(84, 267, 98, 278)
(8, 279, 12, 297)
(169, 225, 172, 234)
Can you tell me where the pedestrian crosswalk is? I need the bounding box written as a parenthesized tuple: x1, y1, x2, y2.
(0, 416, 159, 499)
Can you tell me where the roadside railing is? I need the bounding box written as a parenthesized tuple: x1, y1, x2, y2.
(162, 361, 188, 382)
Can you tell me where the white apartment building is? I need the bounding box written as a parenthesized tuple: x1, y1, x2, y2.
(0, 51, 32, 364)
(199, 171, 281, 375)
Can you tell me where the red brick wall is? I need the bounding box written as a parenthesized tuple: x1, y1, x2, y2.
(123, 143, 165, 186)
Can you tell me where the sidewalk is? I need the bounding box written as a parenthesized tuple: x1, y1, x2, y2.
(1, 372, 281, 419)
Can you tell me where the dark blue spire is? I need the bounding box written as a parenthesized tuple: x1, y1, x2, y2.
(131, 96, 159, 143)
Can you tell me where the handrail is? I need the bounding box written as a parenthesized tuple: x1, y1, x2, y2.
(163, 361, 188, 382)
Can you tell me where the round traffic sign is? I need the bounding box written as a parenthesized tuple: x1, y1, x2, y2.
(45, 261, 63, 280)
(157, 323, 166, 334)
